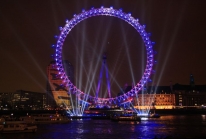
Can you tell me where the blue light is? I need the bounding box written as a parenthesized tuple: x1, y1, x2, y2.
(59, 27, 63, 31)
(65, 19, 69, 23)
(148, 79, 152, 82)
(147, 33, 151, 36)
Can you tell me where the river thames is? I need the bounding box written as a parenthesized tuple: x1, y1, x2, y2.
(1, 115, 206, 139)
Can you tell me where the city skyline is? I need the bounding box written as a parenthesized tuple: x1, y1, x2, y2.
(0, 0, 206, 93)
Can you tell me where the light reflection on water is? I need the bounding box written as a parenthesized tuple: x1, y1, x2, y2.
(0, 115, 206, 139)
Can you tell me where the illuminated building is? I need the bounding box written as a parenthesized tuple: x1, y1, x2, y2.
(0, 90, 46, 110)
(47, 60, 74, 107)
(132, 83, 206, 109)
(133, 90, 175, 110)
(133, 94, 176, 110)
(173, 84, 206, 107)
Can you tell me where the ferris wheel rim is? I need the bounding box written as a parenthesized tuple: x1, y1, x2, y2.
(54, 6, 155, 104)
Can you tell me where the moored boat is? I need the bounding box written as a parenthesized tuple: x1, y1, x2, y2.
(111, 114, 141, 122)
(138, 113, 161, 118)
(0, 118, 37, 133)
(20, 113, 70, 124)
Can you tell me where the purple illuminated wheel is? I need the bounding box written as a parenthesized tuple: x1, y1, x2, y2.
(54, 6, 155, 104)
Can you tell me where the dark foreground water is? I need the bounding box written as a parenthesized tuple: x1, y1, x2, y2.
(1, 115, 206, 139)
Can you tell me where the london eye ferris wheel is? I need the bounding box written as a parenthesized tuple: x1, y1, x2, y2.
(52, 6, 155, 107)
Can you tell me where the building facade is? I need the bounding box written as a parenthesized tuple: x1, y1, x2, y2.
(133, 93, 175, 110)
(47, 60, 74, 107)
(0, 90, 46, 110)
(132, 84, 206, 109)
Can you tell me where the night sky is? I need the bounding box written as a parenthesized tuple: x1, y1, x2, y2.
(0, 0, 206, 95)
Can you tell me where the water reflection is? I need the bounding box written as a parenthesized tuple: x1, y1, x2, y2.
(0, 115, 206, 139)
